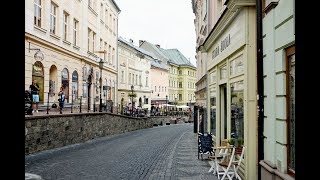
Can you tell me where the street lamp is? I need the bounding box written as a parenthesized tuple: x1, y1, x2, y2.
(98, 58, 104, 112)
(131, 85, 134, 117)
(165, 95, 168, 116)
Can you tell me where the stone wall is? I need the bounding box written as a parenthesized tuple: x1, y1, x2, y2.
(25, 113, 171, 155)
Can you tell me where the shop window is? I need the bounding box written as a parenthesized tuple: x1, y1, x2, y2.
(72, 71, 79, 101)
(32, 61, 44, 103)
(286, 45, 295, 176)
(61, 68, 69, 102)
(230, 80, 244, 140)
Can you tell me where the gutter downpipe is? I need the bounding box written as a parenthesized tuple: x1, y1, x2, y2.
(256, 0, 264, 180)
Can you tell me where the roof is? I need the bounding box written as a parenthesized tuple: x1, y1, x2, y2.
(118, 37, 154, 59)
(110, 0, 121, 13)
(139, 41, 170, 64)
(159, 48, 196, 68)
(119, 37, 168, 71)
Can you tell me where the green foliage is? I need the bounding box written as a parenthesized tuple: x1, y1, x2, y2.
(237, 138, 244, 147)
(128, 92, 137, 98)
(228, 138, 236, 145)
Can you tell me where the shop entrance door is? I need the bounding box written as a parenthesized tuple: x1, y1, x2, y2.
(220, 84, 227, 145)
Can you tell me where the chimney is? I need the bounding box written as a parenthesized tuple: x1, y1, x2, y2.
(155, 44, 160, 48)
(129, 39, 133, 44)
(139, 40, 145, 46)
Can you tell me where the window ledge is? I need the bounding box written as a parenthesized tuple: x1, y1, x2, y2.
(100, 19, 104, 24)
(34, 25, 47, 34)
(50, 33, 60, 40)
(73, 45, 80, 50)
(88, 6, 98, 16)
(63, 40, 71, 45)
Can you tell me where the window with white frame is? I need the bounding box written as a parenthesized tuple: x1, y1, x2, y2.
(100, 3, 103, 20)
(92, 32, 96, 52)
(105, 9, 108, 26)
(63, 11, 69, 41)
(50, 2, 57, 34)
(129, 73, 131, 84)
(88, 28, 91, 51)
(108, 45, 111, 63)
(104, 42, 108, 62)
(112, 48, 115, 65)
(34, 0, 42, 27)
(73, 19, 78, 46)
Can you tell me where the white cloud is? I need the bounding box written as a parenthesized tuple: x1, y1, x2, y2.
(115, 0, 197, 66)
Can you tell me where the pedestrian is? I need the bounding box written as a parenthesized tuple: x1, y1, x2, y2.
(58, 86, 65, 114)
(29, 79, 40, 113)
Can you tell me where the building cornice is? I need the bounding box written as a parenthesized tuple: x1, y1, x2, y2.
(199, 0, 255, 52)
(194, 87, 207, 94)
(195, 74, 207, 85)
(25, 32, 117, 74)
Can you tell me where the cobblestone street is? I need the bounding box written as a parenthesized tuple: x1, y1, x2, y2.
(25, 123, 218, 180)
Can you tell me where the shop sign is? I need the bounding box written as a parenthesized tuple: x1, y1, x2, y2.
(212, 34, 231, 60)
(32, 64, 43, 76)
(72, 72, 78, 81)
(61, 69, 68, 80)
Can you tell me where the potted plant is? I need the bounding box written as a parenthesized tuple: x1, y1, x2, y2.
(228, 138, 236, 146)
(235, 138, 244, 154)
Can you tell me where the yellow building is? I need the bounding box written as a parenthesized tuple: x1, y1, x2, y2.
(160, 49, 197, 106)
(25, 0, 120, 112)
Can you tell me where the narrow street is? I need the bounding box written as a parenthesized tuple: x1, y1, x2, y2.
(25, 124, 218, 180)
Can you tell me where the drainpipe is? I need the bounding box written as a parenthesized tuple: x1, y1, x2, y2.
(256, 0, 264, 180)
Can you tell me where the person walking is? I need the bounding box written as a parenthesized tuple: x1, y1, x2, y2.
(58, 87, 65, 114)
(29, 79, 40, 113)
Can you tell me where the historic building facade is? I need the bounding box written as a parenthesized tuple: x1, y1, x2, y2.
(25, 0, 120, 112)
(139, 41, 196, 107)
(193, 0, 257, 179)
(117, 37, 152, 113)
(259, 0, 295, 179)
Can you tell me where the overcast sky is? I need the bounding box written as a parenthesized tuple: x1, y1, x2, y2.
(114, 0, 197, 66)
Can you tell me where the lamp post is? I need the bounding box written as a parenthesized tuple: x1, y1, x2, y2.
(131, 85, 134, 117)
(165, 95, 168, 116)
(98, 58, 104, 112)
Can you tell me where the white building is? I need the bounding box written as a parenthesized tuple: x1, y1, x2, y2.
(117, 37, 152, 113)
(25, 0, 120, 112)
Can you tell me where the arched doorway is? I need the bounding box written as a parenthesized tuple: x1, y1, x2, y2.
(72, 70, 78, 101)
(32, 61, 44, 103)
(61, 68, 69, 103)
(49, 65, 57, 104)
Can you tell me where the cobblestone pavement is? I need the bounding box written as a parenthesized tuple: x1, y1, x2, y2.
(25, 123, 218, 180)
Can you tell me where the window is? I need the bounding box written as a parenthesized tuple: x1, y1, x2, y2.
(136, 75, 138, 85)
(105, 9, 108, 26)
(145, 77, 148, 87)
(73, 19, 78, 46)
(155, 86, 156, 92)
(109, 14, 112, 29)
(179, 94, 182, 101)
(286, 45, 295, 176)
(112, 48, 115, 65)
(132, 74, 134, 85)
(179, 82, 182, 88)
(159, 86, 160, 92)
(230, 80, 244, 140)
(100, 3, 103, 19)
(92, 32, 96, 52)
(113, 18, 116, 31)
(88, 28, 91, 51)
(34, 0, 42, 27)
(121, 71, 124, 83)
(108, 45, 111, 63)
(63, 11, 69, 41)
(162, 87, 164, 92)
(104, 42, 108, 62)
(165, 87, 166, 92)
(129, 73, 131, 84)
(139, 75, 142, 86)
(50, 2, 57, 34)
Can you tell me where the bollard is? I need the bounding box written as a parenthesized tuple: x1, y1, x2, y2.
(46, 92, 49, 114)
(71, 93, 73, 113)
(80, 96, 82, 113)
